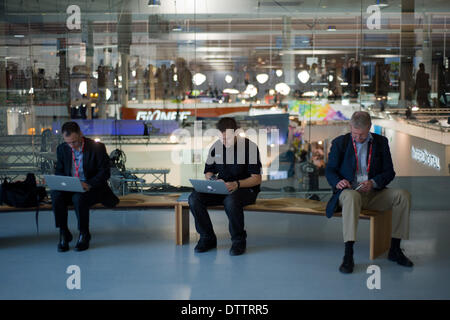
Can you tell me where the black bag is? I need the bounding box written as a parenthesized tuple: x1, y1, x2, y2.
(0, 173, 47, 234)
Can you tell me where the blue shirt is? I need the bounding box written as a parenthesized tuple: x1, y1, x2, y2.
(351, 133, 377, 189)
(71, 147, 86, 181)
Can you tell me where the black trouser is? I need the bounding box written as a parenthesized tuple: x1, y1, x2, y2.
(51, 188, 104, 233)
(188, 188, 258, 244)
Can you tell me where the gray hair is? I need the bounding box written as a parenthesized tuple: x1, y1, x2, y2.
(350, 111, 371, 129)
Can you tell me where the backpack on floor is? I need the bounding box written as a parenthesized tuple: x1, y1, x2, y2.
(0, 173, 47, 234)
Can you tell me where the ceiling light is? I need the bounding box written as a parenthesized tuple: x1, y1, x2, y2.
(298, 70, 310, 84)
(256, 73, 269, 84)
(276, 69, 283, 77)
(193, 73, 206, 86)
(223, 88, 239, 94)
(225, 75, 233, 83)
(244, 84, 258, 97)
(78, 81, 87, 95)
(275, 83, 290, 96)
(302, 91, 317, 97)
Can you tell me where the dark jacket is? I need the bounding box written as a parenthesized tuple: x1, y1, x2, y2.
(325, 132, 395, 218)
(55, 137, 118, 207)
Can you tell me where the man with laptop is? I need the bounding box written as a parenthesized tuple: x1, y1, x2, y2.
(188, 117, 262, 256)
(49, 121, 118, 252)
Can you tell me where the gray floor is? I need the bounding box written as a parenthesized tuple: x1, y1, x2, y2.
(1, 207, 449, 300)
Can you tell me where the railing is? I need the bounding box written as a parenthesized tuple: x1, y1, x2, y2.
(369, 108, 450, 133)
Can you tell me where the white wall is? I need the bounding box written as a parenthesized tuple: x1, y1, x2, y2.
(384, 128, 448, 176)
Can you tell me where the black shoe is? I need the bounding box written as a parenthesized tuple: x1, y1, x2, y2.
(57, 229, 73, 252)
(75, 232, 91, 252)
(229, 242, 246, 256)
(194, 238, 217, 253)
(339, 255, 354, 274)
(388, 248, 414, 267)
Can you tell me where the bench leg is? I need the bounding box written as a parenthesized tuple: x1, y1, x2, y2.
(175, 204, 190, 245)
(370, 210, 392, 260)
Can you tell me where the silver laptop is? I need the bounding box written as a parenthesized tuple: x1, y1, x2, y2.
(189, 179, 230, 195)
(44, 175, 86, 193)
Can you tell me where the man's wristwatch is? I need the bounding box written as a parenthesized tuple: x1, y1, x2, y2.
(236, 180, 240, 189)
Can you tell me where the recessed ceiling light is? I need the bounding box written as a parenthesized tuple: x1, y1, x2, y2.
(256, 73, 269, 84)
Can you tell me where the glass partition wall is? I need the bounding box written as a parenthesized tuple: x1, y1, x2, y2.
(0, 0, 449, 204)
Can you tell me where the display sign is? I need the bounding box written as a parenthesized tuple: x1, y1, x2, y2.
(136, 110, 191, 121)
(121, 104, 274, 120)
(411, 146, 441, 170)
(288, 100, 353, 121)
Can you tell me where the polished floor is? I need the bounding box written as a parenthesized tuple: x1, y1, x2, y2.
(0, 207, 449, 300)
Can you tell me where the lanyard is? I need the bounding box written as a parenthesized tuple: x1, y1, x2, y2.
(71, 139, 84, 178)
(352, 138, 373, 174)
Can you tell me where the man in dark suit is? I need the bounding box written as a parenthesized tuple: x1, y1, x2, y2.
(51, 121, 119, 252)
(325, 111, 413, 273)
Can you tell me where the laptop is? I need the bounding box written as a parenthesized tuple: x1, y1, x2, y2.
(44, 175, 86, 193)
(189, 179, 230, 195)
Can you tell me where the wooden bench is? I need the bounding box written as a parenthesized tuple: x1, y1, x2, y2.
(0, 194, 391, 260)
(174, 197, 392, 260)
(0, 193, 183, 239)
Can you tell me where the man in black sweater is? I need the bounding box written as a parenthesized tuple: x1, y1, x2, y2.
(188, 117, 262, 256)
(51, 122, 118, 252)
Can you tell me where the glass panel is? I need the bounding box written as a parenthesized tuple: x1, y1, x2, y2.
(0, 0, 448, 209)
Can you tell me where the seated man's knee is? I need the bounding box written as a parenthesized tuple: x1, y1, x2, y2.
(341, 189, 361, 202)
(71, 192, 86, 205)
(188, 191, 200, 207)
(394, 189, 411, 203)
(50, 190, 62, 198)
(50, 190, 65, 203)
(223, 194, 241, 209)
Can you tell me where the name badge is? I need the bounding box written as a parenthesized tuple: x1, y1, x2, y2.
(357, 174, 368, 184)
